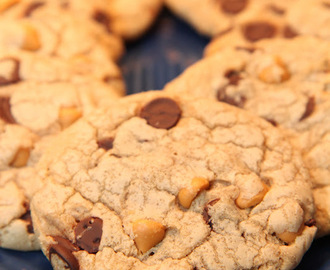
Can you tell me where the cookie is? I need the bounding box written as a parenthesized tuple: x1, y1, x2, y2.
(0, 79, 121, 136)
(204, 0, 330, 55)
(164, 36, 330, 236)
(0, 116, 52, 250)
(2, 0, 163, 40)
(31, 91, 316, 269)
(0, 5, 124, 62)
(0, 50, 126, 95)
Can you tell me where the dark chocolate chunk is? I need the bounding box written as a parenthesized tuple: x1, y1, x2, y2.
(0, 97, 16, 124)
(202, 199, 220, 230)
(299, 96, 315, 121)
(97, 137, 114, 150)
(304, 219, 317, 227)
(224, 69, 242, 86)
(0, 58, 21, 86)
(265, 118, 278, 127)
(323, 2, 330, 8)
(49, 236, 80, 270)
(242, 22, 277, 42)
(220, 0, 248, 14)
(75, 217, 103, 253)
(268, 4, 285, 15)
(217, 87, 246, 108)
(139, 98, 182, 129)
(93, 10, 111, 33)
(23, 2, 45, 17)
(283, 25, 298, 38)
(19, 203, 34, 234)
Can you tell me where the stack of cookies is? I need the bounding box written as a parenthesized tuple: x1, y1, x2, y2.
(0, 1, 329, 270)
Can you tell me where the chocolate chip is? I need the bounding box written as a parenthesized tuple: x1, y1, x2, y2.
(139, 98, 182, 129)
(0, 97, 16, 124)
(75, 217, 103, 254)
(49, 236, 80, 270)
(217, 87, 246, 108)
(265, 118, 278, 127)
(19, 202, 34, 234)
(93, 10, 111, 33)
(224, 69, 242, 86)
(220, 0, 248, 14)
(304, 219, 317, 227)
(0, 58, 21, 86)
(323, 2, 330, 8)
(300, 97, 315, 121)
(283, 25, 298, 38)
(242, 22, 277, 42)
(268, 4, 285, 15)
(23, 2, 45, 17)
(202, 199, 220, 230)
(97, 137, 114, 150)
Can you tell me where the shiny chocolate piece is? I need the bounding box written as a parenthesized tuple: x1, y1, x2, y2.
(202, 199, 220, 230)
(224, 69, 242, 86)
(220, 0, 248, 14)
(305, 219, 317, 227)
(0, 58, 21, 86)
(23, 1, 45, 17)
(300, 96, 315, 121)
(242, 21, 277, 42)
(49, 236, 80, 270)
(217, 87, 246, 108)
(283, 25, 298, 38)
(75, 217, 103, 253)
(139, 98, 182, 129)
(97, 137, 114, 150)
(93, 10, 111, 33)
(268, 4, 285, 15)
(19, 202, 34, 234)
(0, 97, 16, 124)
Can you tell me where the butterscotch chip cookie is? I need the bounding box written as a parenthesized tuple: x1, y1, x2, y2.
(0, 116, 52, 250)
(204, 0, 330, 55)
(2, 0, 163, 40)
(0, 50, 126, 95)
(164, 36, 330, 236)
(0, 5, 124, 62)
(31, 91, 316, 269)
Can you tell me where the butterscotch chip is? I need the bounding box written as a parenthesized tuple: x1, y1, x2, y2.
(132, 219, 166, 254)
(178, 177, 210, 209)
(20, 23, 41, 51)
(0, 0, 19, 12)
(58, 107, 82, 129)
(9, 147, 30, 168)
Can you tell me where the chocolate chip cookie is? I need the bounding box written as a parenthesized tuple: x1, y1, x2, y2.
(0, 6, 124, 62)
(204, 0, 330, 55)
(164, 36, 330, 236)
(31, 91, 316, 269)
(2, 0, 163, 40)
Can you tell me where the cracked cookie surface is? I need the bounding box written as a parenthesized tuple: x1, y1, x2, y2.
(164, 36, 330, 236)
(31, 91, 316, 269)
